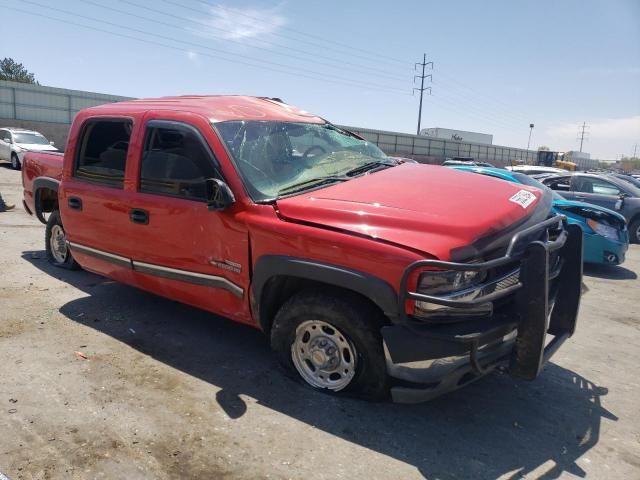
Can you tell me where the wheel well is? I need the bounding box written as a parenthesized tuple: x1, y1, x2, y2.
(35, 187, 59, 223)
(257, 276, 390, 335)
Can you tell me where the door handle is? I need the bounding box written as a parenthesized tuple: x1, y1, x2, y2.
(575, 195, 586, 199)
(68, 197, 83, 210)
(129, 208, 149, 225)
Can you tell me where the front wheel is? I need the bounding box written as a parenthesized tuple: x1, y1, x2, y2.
(11, 153, 21, 170)
(45, 210, 80, 269)
(270, 290, 390, 400)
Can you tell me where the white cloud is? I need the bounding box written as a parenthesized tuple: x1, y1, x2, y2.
(185, 50, 201, 67)
(543, 116, 640, 159)
(193, 4, 286, 42)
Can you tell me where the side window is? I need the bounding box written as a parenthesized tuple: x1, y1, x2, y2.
(75, 120, 132, 187)
(575, 177, 621, 196)
(0, 130, 10, 143)
(546, 177, 571, 191)
(140, 123, 216, 201)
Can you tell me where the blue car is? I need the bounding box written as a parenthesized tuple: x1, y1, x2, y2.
(447, 166, 629, 265)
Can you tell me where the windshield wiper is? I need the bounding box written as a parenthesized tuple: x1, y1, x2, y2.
(343, 160, 397, 177)
(276, 176, 348, 197)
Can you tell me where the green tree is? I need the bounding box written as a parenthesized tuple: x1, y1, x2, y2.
(0, 58, 39, 84)
(538, 145, 550, 151)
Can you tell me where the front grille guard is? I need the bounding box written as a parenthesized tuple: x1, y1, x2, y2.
(398, 215, 569, 319)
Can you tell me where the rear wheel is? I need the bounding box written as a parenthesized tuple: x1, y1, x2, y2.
(45, 210, 80, 269)
(11, 153, 21, 170)
(630, 218, 640, 244)
(270, 289, 390, 400)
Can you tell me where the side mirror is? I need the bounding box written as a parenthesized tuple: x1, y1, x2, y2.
(206, 178, 235, 211)
(49, 141, 55, 146)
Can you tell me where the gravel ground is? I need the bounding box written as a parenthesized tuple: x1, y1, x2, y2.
(0, 163, 639, 480)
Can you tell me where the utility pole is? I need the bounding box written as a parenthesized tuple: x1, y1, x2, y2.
(577, 122, 589, 152)
(414, 53, 433, 135)
(633, 143, 638, 158)
(527, 123, 535, 150)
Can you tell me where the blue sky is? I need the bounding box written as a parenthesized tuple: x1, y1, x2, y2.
(4, 0, 640, 159)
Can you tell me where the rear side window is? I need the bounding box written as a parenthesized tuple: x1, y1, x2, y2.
(75, 120, 132, 187)
(140, 122, 217, 201)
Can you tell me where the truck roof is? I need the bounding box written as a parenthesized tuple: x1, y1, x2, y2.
(82, 95, 326, 124)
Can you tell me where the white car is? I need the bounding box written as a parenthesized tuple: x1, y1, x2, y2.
(505, 165, 568, 175)
(0, 127, 58, 170)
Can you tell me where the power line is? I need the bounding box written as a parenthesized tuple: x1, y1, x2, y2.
(178, 0, 412, 68)
(11, 1, 410, 95)
(413, 54, 432, 134)
(434, 69, 533, 124)
(111, 0, 409, 82)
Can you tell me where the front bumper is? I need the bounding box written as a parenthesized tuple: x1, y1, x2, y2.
(583, 231, 628, 265)
(384, 216, 583, 403)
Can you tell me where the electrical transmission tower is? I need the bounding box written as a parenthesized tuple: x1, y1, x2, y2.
(577, 122, 590, 152)
(633, 143, 638, 158)
(414, 53, 433, 135)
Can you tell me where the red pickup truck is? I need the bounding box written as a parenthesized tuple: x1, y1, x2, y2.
(22, 96, 583, 403)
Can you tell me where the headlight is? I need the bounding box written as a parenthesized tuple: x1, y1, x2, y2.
(586, 219, 619, 241)
(414, 268, 492, 319)
(417, 269, 487, 295)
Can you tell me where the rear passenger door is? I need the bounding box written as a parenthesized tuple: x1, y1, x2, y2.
(126, 119, 250, 322)
(60, 118, 139, 280)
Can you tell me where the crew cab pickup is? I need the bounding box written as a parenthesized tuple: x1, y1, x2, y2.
(22, 96, 583, 403)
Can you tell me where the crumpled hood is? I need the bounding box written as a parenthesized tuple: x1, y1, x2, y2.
(553, 198, 627, 228)
(276, 163, 548, 260)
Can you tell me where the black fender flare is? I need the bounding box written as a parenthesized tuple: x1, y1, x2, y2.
(33, 177, 60, 224)
(251, 255, 399, 332)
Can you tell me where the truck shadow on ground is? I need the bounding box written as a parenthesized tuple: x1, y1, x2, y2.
(583, 263, 637, 280)
(23, 251, 618, 480)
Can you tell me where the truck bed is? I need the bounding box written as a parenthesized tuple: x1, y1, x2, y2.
(22, 150, 64, 220)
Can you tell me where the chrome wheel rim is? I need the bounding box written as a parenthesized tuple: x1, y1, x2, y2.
(291, 320, 357, 391)
(11, 156, 17, 169)
(50, 224, 68, 263)
(636, 225, 640, 243)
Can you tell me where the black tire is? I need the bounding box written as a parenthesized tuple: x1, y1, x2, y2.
(11, 153, 21, 170)
(270, 289, 390, 400)
(630, 218, 640, 244)
(45, 210, 80, 270)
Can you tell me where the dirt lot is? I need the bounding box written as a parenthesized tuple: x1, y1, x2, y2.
(1, 163, 639, 480)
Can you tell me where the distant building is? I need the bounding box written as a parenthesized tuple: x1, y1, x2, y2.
(420, 127, 493, 145)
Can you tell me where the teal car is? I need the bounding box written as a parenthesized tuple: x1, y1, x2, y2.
(448, 166, 629, 265)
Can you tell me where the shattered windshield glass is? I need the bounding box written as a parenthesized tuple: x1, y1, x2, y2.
(214, 120, 393, 201)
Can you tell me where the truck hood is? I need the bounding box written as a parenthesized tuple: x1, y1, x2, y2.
(15, 143, 58, 152)
(275, 163, 550, 260)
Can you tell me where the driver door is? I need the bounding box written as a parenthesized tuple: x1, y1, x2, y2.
(126, 118, 251, 323)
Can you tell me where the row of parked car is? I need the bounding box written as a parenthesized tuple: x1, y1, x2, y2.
(445, 165, 635, 266)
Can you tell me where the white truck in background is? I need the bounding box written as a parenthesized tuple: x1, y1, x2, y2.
(420, 127, 493, 145)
